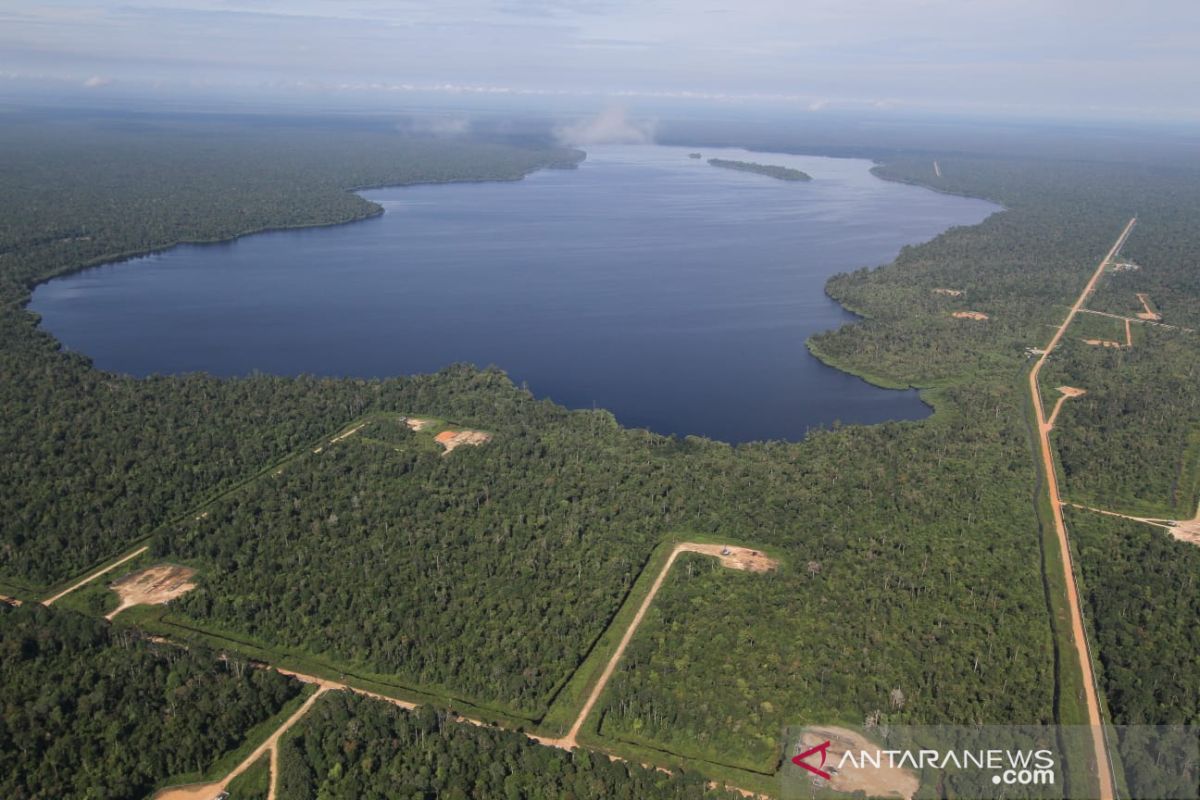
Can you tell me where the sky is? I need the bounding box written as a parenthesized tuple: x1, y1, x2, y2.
(2, 0, 1198, 120)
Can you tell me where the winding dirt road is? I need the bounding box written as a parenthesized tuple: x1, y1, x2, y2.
(1030, 216, 1135, 800)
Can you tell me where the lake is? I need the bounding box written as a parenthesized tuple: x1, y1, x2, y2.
(30, 145, 998, 442)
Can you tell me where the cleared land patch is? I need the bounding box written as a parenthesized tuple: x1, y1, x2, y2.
(932, 287, 963, 297)
(951, 310, 989, 320)
(794, 726, 919, 800)
(434, 428, 492, 454)
(107, 564, 197, 620)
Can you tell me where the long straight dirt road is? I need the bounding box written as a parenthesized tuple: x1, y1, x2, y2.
(1029, 216, 1135, 800)
(41, 546, 149, 606)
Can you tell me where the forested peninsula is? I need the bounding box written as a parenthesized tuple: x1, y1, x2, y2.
(706, 158, 811, 181)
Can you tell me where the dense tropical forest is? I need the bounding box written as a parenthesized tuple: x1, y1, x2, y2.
(1066, 508, 1200, 726)
(1043, 326, 1200, 517)
(705, 158, 811, 181)
(0, 109, 1197, 796)
(273, 690, 743, 800)
(0, 603, 302, 799)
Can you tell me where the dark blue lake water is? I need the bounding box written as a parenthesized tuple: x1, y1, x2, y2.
(31, 145, 998, 442)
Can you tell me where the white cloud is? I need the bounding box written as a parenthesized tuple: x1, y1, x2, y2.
(82, 75, 111, 88)
(554, 106, 655, 145)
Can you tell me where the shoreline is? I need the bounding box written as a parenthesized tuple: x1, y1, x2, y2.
(21, 144, 990, 446)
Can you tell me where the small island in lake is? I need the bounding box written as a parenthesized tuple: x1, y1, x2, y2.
(707, 158, 812, 181)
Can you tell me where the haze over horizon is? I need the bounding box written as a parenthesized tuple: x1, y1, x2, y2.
(2, 0, 1198, 122)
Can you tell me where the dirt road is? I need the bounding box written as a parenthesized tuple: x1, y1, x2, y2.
(155, 686, 330, 800)
(1029, 216, 1135, 800)
(42, 546, 149, 607)
(1068, 502, 1200, 548)
(1076, 307, 1193, 333)
(556, 543, 777, 749)
(145, 544, 775, 798)
(1046, 387, 1086, 430)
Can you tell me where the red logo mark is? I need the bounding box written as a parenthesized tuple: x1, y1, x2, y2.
(792, 740, 832, 780)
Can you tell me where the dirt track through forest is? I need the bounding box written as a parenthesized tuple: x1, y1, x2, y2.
(1076, 307, 1193, 333)
(554, 543, 777, 749)
(41, 546, 149, 606)
(154, 686, 330, 800)
(1046, 386, 1086, 430)
(1029, 216, 1135, 800)
(1068, 502, 1200, 548)
(147, 544, 776, 799)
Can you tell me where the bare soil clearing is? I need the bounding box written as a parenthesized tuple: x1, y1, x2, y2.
(0, 594, 22, 606)
(1083, 338, 1122, 348)
(932, 287, 963, 297)
(952, 310, 989, 320)
(106, 565, 197, 620)
(1029, 216, 1135, 800)
(403, 416, 435, 431)
(796, 726, 919, 800)
(434, 429, 492, 454)
(679, 543, 779, 573)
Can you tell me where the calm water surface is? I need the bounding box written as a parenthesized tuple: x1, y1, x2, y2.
(31, 145, 998, 442)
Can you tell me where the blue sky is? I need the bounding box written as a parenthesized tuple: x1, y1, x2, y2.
(2, 0, 1198, 119)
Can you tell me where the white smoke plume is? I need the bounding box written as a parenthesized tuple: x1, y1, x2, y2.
(555, 106, 655, 145)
